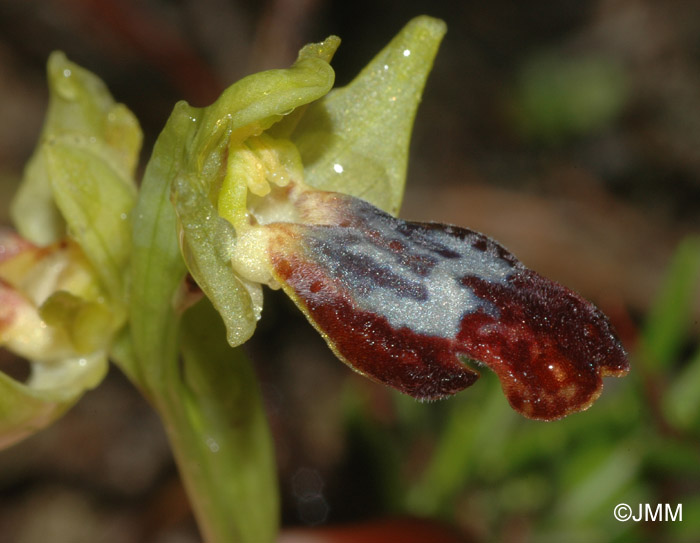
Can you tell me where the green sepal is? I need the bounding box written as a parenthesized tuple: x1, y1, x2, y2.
(0, 373, 73, 450)
(127, 106, 190, 389)
(191, 39, 337, 162)
(44, 141, 136, 303)
(288, 15, 446, 215)
(11, 51, 141, 246)
(0, 348, 108, 450)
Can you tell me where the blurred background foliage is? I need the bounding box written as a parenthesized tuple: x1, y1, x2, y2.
(0, 1, 698, 542)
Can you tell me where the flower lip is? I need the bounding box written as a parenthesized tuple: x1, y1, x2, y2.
(262, 187, 628, 420)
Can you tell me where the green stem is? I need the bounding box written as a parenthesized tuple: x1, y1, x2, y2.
(125, 244, 279, 543)
(123, 114, 280, 542)
(156, 300, 278, 543)
(118, 302, 279, 543)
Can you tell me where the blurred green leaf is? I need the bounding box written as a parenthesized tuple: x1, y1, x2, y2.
(648, 237, 700, 429)
(642, 236, 700, 369)
(645, 434, 700, 475)
(669, 495, 700, 539)
(665, 345, 700, 430)
(341, 385, 406, 513)
(556, 440, 642, 522)
(406, 373, 514, 516)
(512, 53, 628, 143)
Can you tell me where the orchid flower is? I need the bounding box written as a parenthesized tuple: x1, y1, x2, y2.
(162, 16, 628, 422)
(0, 52, 140, 448)
(0, 15, 631, 543)
(0, 16, 629, 454)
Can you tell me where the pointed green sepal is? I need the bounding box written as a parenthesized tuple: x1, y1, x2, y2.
(290, 16, 446, 214)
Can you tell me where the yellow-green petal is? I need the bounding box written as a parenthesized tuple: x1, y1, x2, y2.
(45, 141, 136, 303)
(40, 290, 114, 354)
(173, 173, 262, 347)
(165, 40, 336, 344)
(192, 38, 337, 161)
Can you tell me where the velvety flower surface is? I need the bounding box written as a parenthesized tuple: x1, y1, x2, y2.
(228, 182, 628, 420)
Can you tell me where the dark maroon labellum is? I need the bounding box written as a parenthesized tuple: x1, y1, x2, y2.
(267, 191, 629, 420)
